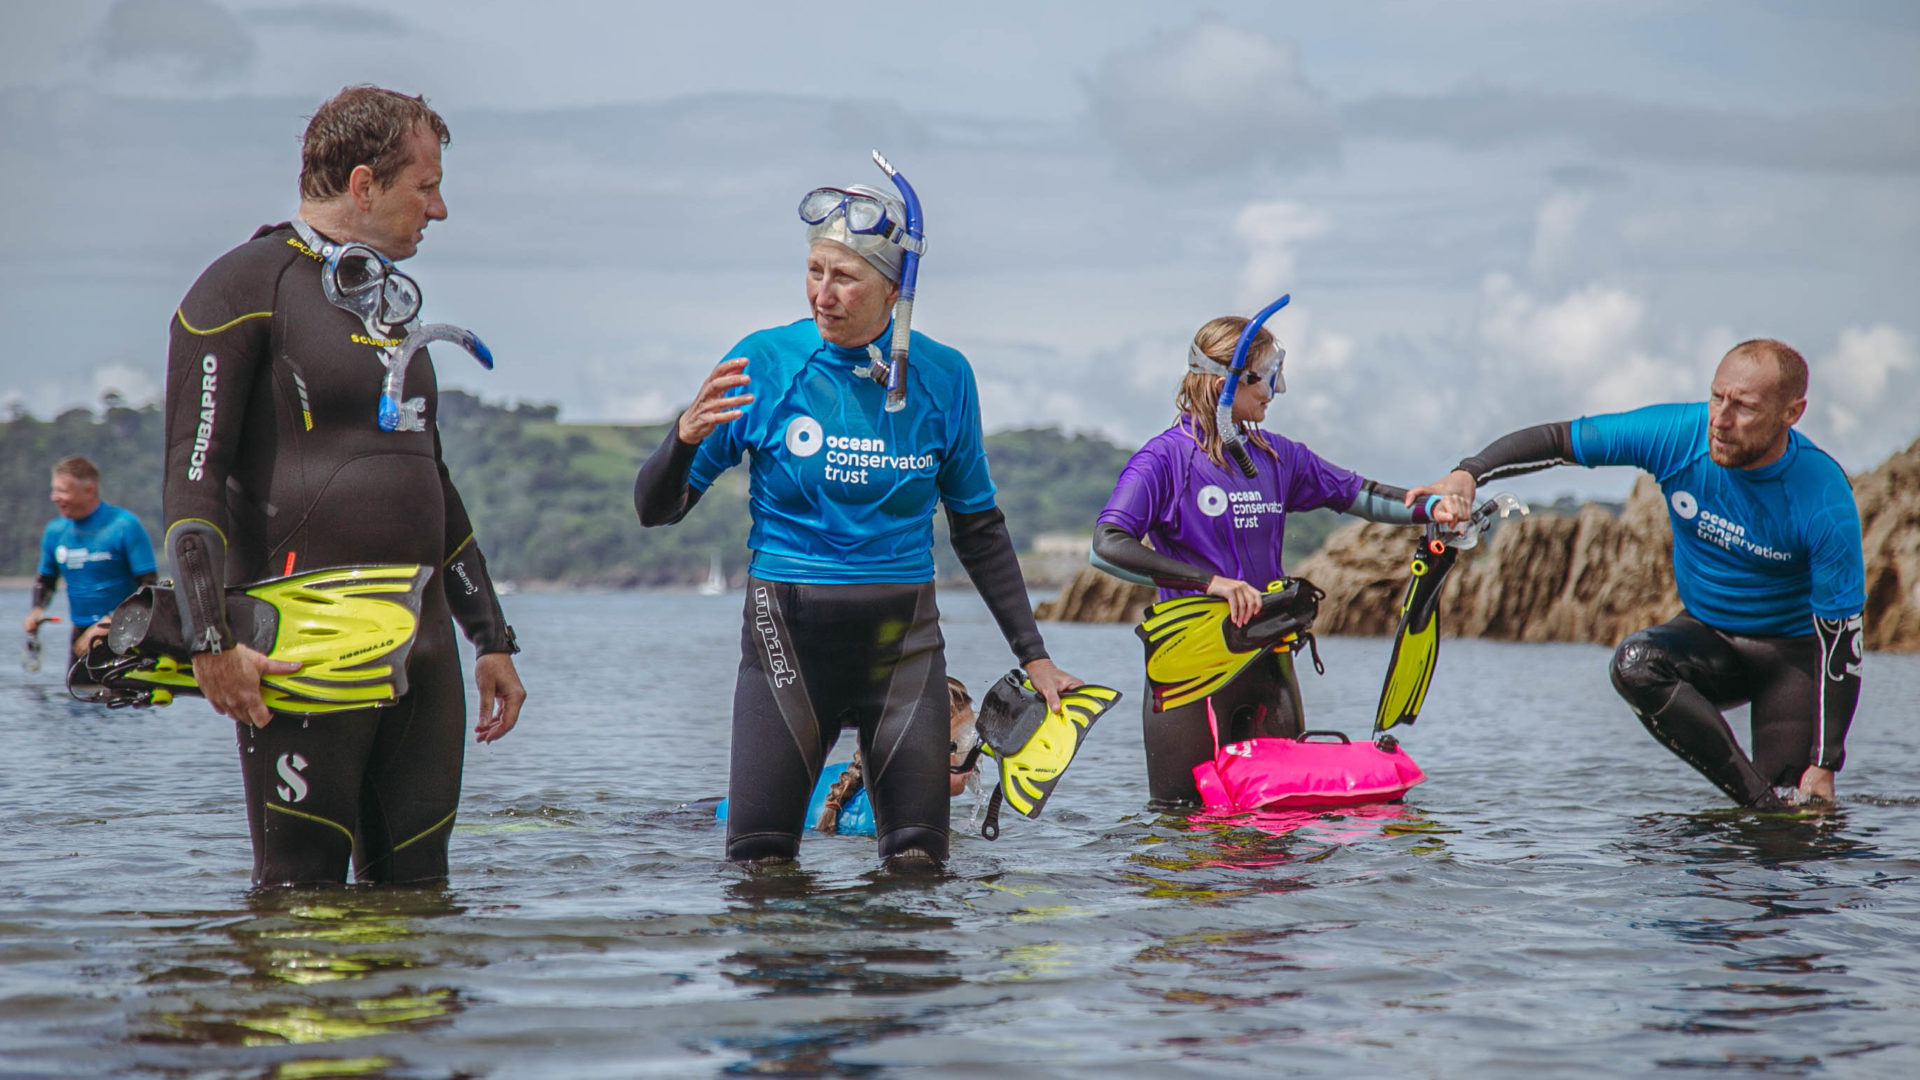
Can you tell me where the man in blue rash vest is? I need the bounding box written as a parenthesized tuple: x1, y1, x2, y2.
(1411, 340, 1864, 809)
(636, 176, 1085, 866)
(162, 86, 526, 886)
(25, 457, 157, 658)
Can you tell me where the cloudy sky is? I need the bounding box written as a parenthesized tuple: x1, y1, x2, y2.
(3, 0, 1916, 499)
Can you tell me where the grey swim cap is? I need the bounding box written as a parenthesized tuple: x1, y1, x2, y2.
(803, 183, 909, 283)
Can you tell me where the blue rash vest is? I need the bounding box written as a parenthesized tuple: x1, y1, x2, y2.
(714, 761, 875, 837)
(37, 503, 158, 627)
(687, 318, 998, 584)
(1571, 402, 1864, 637)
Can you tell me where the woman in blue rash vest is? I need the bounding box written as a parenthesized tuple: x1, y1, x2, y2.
(636, 173, 1083, 866)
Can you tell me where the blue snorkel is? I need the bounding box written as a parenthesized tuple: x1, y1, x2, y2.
(1215, 293, 1291, 478)
(378, 323, 495, 432)
(870, 150, 925, 414)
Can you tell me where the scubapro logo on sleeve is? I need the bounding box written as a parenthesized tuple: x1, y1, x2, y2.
(187, 353, 218, 481)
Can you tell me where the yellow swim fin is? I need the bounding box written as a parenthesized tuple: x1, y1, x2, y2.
(75, 564, 433, 715)
(970, 670, 1122, 839)
(1374, 541, 1458, 733)
(1136, 579, 1324, 712)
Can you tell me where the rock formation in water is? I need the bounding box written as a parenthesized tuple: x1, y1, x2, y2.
(1038, 435, 1920, 652)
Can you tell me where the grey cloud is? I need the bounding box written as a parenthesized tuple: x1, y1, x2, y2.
(1547, 163, 1628, 189)
(95, 0, 254, 80)
(1086, 16, 1338, 181)
(1347, 88, 1920, 174)
(241, 3, 411, 36)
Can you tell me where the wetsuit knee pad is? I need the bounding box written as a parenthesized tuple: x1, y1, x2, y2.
(727, 830, 801, 863)
(1609, 632, 1677, 711)
(877, 825, 948, 863)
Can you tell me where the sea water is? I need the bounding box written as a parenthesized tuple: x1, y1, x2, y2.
(3, 588, 1916, 1078)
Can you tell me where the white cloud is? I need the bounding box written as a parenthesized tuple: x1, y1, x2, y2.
(1809, 324, 1919, 464)
(1529, 190, 1590, 277)
(92, 364, 160, 409)
(1087, 16, 1338, 180)
(1233, 201, 1331, 309)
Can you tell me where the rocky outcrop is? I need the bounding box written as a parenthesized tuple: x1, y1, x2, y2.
(1855, 435, 1920, 651)
(1037, 435, 1920, 652)
(1033, 568, 1155, 624)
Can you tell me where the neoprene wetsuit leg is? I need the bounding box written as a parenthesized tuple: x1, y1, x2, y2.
(1143, 650, 1304, 808)
(727, 578, 951, 863)
(1610, 612, 1817, 809)
(234, 599, 466, 885)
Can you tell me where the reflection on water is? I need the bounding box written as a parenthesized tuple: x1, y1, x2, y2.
(129, 889, 467, 1079)
(4, 595, 1918, 1078)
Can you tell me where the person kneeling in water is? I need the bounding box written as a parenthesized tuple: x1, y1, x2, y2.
(716, 677, 980, 836)
(1095, 313, 1467, 808)
(1409, 339, 1864, 809)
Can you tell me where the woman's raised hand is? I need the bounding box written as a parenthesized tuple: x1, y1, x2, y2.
(677, 358, 754, 444)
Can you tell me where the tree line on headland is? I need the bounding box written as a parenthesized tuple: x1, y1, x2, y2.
(0, 392, 1341, 588)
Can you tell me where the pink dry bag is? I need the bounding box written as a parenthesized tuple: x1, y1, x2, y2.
(1192, 701, 1426, 813)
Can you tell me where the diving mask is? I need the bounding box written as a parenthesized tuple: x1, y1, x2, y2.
(799, 183, 925, 283)
(1188, 341, 1286, 396)
(292, 219, 421, 328)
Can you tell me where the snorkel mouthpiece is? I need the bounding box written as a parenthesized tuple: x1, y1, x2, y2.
(378, 323, 494, 432)
(1216, 293, 1291, 479)
(870, 150, 924, 414)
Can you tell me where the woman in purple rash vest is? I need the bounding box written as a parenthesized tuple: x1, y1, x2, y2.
(1094, 315, 1461, 807)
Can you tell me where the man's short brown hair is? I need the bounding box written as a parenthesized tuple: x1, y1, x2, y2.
(1727, 339, 1809, 403)
(299, 85, 451, 200)
(53, 457, 100, 485)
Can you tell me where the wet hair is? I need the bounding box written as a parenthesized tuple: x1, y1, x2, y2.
(52, 456, 99, 485)
(1176, 316, 1281, 468)
(816, 677, 975, 834)
(1727, 339, 1808, 404)
(300, 85, 450, 200)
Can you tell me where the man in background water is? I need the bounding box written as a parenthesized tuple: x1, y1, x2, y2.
(25, 456, 156, 658)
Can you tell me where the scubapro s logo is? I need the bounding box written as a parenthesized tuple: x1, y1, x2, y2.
(784, 416, 823, 457)
(1197, 485, 1229, 518)
(275, 752, 310, 803)
(1670, 490, 1699, 520)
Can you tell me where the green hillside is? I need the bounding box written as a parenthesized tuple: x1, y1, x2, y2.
(0, 393, 1340, 586)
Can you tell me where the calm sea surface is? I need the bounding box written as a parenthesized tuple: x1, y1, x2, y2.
(3, 587, 1917, 1079)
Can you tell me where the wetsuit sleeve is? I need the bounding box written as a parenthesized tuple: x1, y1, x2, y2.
(437, 430, 517, 656)
(1812, 614, 1862, 772)
(1340, 479, 1436, 526)
(946, 505, 1048, 665)
(935, 361, 997, 514)
(162, 264, 277, 652)
(1091, 523, 1210, 590)
(1805, 478, 1865, 772)
(635, 421, 705, 526)
(33, 524, 59, 609)
(1567, 403, 1702, 479)
(1456, 421, 1578, 483)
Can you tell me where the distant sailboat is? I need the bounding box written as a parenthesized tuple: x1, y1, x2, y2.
(698, 553, 727, 596)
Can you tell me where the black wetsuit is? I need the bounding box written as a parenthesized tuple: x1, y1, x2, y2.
(164, 222, 515, 886)
(1456, 413, 1864, 807)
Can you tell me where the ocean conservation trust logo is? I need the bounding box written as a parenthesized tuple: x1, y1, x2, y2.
(782, 415, 934, 486)
(1197, 485, 1285, 527)
(53, 545, 115, 571)
(1669, 488, 1790, 562)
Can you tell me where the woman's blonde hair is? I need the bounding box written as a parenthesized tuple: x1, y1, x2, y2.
(1176, 315, 1280, 468)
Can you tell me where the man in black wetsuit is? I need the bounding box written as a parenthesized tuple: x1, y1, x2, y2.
(1411, 341, 1865, 808)
(163, 86, 526, 886)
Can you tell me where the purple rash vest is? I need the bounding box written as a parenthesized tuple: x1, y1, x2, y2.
(1099, 419, 1363, 600)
